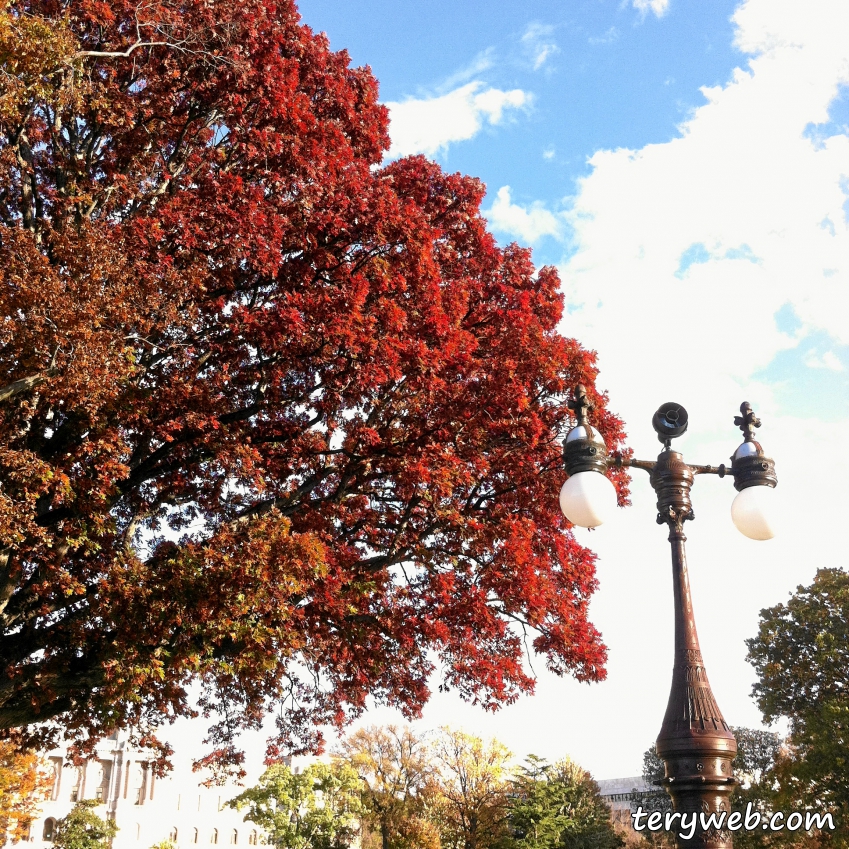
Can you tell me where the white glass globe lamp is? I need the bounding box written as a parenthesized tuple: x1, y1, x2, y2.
(730, 440, 777, 541)
(560, 422, 617, 528)
(731, 485, 777, 541)
(559, 472, 618, 528)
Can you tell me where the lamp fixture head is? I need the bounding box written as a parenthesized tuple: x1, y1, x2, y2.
(729, 402, 778, 540)
(563, 385, 609, 476)
(560, 385, 617, 527)
(730, 403, 777, 492)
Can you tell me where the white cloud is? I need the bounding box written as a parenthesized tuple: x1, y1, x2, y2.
(521, 23, 559, 71)
(632, 0, 670, 18)
(803, 349, 845, 371)
(473, 87, 529, 124)
(485, 186, 564, 243)
(437, 50, 496, 92)
(543, 146, 556, 160)
(558, 0, 849, 414)
(588, 27, 620, 46)
(385, 82, 530, 159)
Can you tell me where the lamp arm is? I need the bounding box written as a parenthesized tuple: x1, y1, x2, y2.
(613, 456, 732, 478)
(612, 456, 655, 473)
(691, 463, 732, 477)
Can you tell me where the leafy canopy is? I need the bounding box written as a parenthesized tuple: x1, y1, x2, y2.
(508, 756, 622, 849)
(0, 0, 627, 772)
(430, 728, 513, 849)
(54, 801, 119, 849)
(230, 761, 362, 849)
(746, 568, 849, 842)
(338, 725, 436, 849)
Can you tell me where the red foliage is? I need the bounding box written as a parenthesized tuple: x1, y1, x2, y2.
(0, 0, 627, 775)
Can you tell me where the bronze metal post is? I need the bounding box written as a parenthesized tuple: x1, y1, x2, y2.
(651, 450, 737, 848)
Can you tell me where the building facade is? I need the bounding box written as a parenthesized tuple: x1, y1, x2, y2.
(596, 775, 654, 830)
(17, 732, 266, 849)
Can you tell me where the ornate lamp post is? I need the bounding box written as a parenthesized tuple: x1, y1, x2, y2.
(559, 386, 778, 848)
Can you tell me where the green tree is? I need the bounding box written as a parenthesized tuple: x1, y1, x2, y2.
(746, 568, 849, 843)
(230, 761, 361, 849)
(631, 743, 675, 849)
(635, 744, 670, 812)
(629, 746, 672, 849)
(508, 756, 622, 849)
(732, 727, 783, 787)
(54, 801, 118, 849)
(728, 728, 786, 849)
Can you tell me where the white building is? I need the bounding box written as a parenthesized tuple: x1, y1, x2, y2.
(19, 731, 267, 849)
(596, 775, 654, 829)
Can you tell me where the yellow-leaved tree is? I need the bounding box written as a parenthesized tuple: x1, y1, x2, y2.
(339, 725, 439, 849)
(0, 739, 51, 842)
(430, 728, 513, 849)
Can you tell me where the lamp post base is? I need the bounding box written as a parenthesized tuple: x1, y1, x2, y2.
(655, 566, 738, 847)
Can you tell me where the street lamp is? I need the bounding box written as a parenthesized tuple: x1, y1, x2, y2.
(560, 386, 778, 848)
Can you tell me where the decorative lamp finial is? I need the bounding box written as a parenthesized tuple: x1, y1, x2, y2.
(734, 402, 761, 442)
(568, 384, 592, 426)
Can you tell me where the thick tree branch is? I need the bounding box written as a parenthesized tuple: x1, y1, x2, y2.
(0, 549, 17, 617)
(0, 665, 107, 730)
(233, 467, 337, 524)
(0, 372, 48, 404)
(0, 344, 60, 404)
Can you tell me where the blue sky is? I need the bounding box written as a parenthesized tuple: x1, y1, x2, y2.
(165, 0, 849, 782)
(300, 0, 741, 257)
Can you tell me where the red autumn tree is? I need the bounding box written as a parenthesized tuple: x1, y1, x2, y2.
(0, 0, 627, 774)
